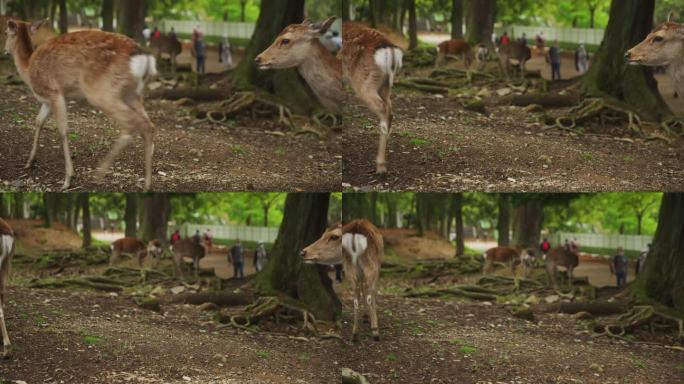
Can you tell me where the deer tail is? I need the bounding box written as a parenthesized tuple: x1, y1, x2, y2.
(374, 47, 404, 87)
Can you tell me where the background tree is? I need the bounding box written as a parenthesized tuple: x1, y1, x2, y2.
(582, 0, 670, 121)
(466, 0, 496, 46)
(58, 0, 67, 34)
(80, 193, 91, 248)
(497, 194, 511, 246)
(450, 0, 463, 39)
(452, 193, 464, 257)
(139, 194, 170, 244)
(407, 0, 417, 49)
(124, 194, 138, 238)
(255, 193, 341, 320)
(119, 0, 146, 43)
(101, 0, 114, 32)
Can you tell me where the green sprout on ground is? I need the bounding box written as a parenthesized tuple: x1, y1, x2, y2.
(83, 335, 103, 346)
(256, 350, 269, 359)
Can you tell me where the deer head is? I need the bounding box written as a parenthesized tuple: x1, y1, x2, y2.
(4, 19, 46, 56)
(300, 224, 343, 265)
(626, 22, 684, 66)
(255, 16, 336, 70)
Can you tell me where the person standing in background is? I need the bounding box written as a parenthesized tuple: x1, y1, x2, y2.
(611, 247, 629, 287)
(229, 239, 245, 278)
(575, 43, 589, 74)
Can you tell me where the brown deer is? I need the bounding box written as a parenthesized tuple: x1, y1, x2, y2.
(0, 218, 14, 359)
(435, 39, 472, 68)
(110, 237, 162, 267)
(545, 247, 579, 288)
(626, 20, 684, 98)
(4, 19, 157, 190)
(482, 245, 533, 276)
(256, 18, 403, 175)
(498, 41, 531, 79)
(149, 34, 182, 72)
(301, 219, 383, 341)
(170, 239, 206, 277)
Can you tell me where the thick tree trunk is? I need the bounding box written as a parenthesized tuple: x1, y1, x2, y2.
(385, 194, 398, 228)
(80, 193, 91, 248)
(232, 0, 320, 115)
(581, 0, 670, 121)
(43, 193, 58, 227)
(12, 193, 24, 219)
(58, 0, 67, 34)
(452, 194, 465, 257)
(255, 193, 341, 321)
(102, 0, 114, 32)
(124, 194, 138, 238)
(407, 0, 417, 49)
(498, 194, 511, 246)
(451, 0, 463, 39)
(341, 0, 351, 21)
(639, 194, 684, 311)
(139, 194, 170, 244)
(512, 200, 543, 249)
(343, 193, 373, 222)
(119, 0, 146, 44)
(466, 0, 496, 47)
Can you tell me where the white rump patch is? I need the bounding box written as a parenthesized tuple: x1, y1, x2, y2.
(342, 233, 368, 266)
(0, 235, 14, 264)
(373, 47, 404, 85)
(130, 55, 158, 93)
(482, 252, 488, 260)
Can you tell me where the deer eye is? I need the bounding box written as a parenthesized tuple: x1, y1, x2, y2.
(281, 38, 291, 46)
(329, 235, 340, 241)
(654, 36, 664, 43)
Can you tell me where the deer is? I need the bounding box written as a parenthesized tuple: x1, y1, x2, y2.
(435, 39, 472, 68)
(475, 43, 489, 70)
(482, 245, 533, 276)
(0, 218, 14, 359)
(498, 41, 532, 79)
(626, 20, 684, 99)
(170, 238, 207, 277)
(255, 18, 403, 175)
(545, 246, 579, 288)
(4, 19, 158, 191)
(110, 237, 162, 267)
(149, 34, 182, 72)
(301, 219, 383, 342)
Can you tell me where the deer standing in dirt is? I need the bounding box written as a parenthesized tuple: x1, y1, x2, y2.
(435, 39, 472, 68)
(301, 219, 383, 341)
(475, 44, 489, 70)
(498, 41, 532, 79)
(545, 247, 579, 288)
(0, 218, 15, 359)
(482, 245, 533, 276)
(170, 239, 206, 277)
(110, 237, 162, 267)
(256, 18, 403, 174)
(4, 19, 158, 190)
(149, 34, 182, 72)
(626, 20, 684, 98)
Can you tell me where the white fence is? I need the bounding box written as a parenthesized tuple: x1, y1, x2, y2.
(552, 232, 652, 252)
(170, 223, 279, 243)
(159, 20, 256, 39)
(495, 25, 605, 46)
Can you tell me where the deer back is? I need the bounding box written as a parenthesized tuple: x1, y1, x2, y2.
(112, 237, 145, 253)
(342, 219, 383, 277)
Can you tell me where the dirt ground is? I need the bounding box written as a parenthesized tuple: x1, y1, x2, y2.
(0, 57, 341, 192)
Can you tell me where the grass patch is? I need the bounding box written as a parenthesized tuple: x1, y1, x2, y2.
(623, 155, 635, 162)
(256, 350, 269, 359)
(361, 119, 374, 131)
(67, 132, 81, 141)
(633, 359, 646, 369)
(298, 353, 309, 362)
(230, 144, 245, 155)
(34, 316, 47, 326)
(408, 138, 428, 147)
(83, 335, 103, 345)
(676, 362, 684, 370)
(458, 345, 478, 354)
(581, 152, 594, 161)
(386, 352, 398, 361)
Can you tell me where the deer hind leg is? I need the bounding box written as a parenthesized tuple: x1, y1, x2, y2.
(0, 258, 11, 358)
(365, 281, 380, 341)
(50, 96, 74, 190)
(359, 79, 393, 174)
(25, 103, 51, 169)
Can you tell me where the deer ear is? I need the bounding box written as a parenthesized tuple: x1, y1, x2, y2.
(311, 17, 336, 35)
(7, 20, 18, 33)
(30, 19, 48, 34)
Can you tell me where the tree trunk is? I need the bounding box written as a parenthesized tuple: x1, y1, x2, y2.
(581, 0, 670, 121)
(453, 194, 465, 257)
(466, 0, 496, 47)
(12, 193, 24, 219)
(240, 0, 247, 22)
(512, 200, 543, 249)
(102, 0, 114, 32)
(124, 194, 138, 238)
(385, 194, 398, 228)
(80, 193, 91, 248)
(451, 0, 463, 39)
(255, 193, 341, 321)
(497, 194, 511, 246)
(232, 0, 320, 115)
(407, 0, 417, 49)
(139, 194, 170, 244)
(58, 0, 67, 34)
(638, 193, 684, 311)
(43, 193, 58, 227)
(119, 0, 146, 44)
(343, 193, 373, 222)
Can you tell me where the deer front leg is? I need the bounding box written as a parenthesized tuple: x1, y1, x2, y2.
(52, 96, 74, 190)
(365, 283, 380, 341)
(352, 283, 362, 342)
(359, 90, 392, 174)
(25, 103, 51, 169)
(0, 302, 10, 359)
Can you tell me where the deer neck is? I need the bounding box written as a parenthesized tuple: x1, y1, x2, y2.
(667, 54, 684, 97)
(298, 41, 344, 112)
(12, 28, 35, 85)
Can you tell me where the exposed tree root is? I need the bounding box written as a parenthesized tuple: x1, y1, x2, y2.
(542, 98, 644, 136)
(169, 291, 252, 306)
(542, 301, 627, 316)
(404, 285, 498, 301)
(29, 276, 126, 292)
(592, 305, 684, 340)
(341, 368, 371, 384)
(225, 296, 327, 338)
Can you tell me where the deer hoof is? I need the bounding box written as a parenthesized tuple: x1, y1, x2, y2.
(1, 346, 11, 360)
(375, 164, 387, 175)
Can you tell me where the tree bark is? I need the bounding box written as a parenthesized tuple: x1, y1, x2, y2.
(385, 194, 398, 228)
(407, 0, 417, 49)
(139, 194, 170, 244)
(639, 193, 684, 311)
(451, 0, 463, 39)
(581, 0, 670, 121)
(102, 0, 114, 32)
(124, 193, 138, 238)
(453, 194, 465, 257)
(343, 193, 373, 222)
(497, 194, 511, 246)
(43, 193, 58, 227)
(512, 200, 543, 249)
(466, 0, 496, 47)
(232, 0, 320, 115)
(58, 0, 67, 34)
(80, 193, 91, 248)
(12, 193, 24, 219)
(119, 0, 146, 44)
(255, 193, 341, 321)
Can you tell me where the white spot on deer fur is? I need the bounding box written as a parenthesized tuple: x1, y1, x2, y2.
(353, 298, 359, 310)
(366, 294, 372, 306)
(342, 233, 367, 266)
(379, 121, 388, 135)
(0, 235, 13, 264)
(130, 55, 158, 93)
(373, 47, 403, 85)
